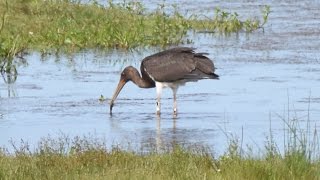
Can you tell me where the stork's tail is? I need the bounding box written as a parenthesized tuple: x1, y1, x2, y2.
(210, 73, 219, 79)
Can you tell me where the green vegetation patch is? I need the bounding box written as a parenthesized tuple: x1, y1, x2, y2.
(0, 132, 319, 180)
(0, 0, 269, 81)
(0, 109, 319, 179)
(0, 0, 270, 56)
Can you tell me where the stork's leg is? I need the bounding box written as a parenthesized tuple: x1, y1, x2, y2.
(155, 82, 163, 115)
(172, 87, 178, 115)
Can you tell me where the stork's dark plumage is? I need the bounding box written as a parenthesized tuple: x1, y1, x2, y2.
(110, 47, 219, 115)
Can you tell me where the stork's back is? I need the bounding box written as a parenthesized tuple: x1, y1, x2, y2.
(141, 47, 218, 82)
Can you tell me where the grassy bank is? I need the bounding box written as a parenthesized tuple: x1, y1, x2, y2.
(0, 127, 319, 180)
(0, 0, 270, 56)
(0, 0, 187, 82)
(0, 0, 269, 83)
(1, 107, 319, 179)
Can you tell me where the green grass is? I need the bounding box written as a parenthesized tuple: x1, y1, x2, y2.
(0, 0, 270, 56)
(191, 6, 270, 34)
(0, 0, 270, 83)
(0, 139, 318, 180)
(1, 104, 319, 179)
(0, 118, 319, 180)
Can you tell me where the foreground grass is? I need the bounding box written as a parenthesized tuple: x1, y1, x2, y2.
(0, 134, 319, 180)
(1, 106, 319, 179)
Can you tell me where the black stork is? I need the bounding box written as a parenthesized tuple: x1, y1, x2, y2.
(110, 47, 219, 115)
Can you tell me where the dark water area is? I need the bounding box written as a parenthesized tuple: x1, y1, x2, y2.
(0, 1, 320, 155)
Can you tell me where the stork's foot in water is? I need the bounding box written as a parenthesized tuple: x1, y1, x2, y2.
(156, 102, 161, 116)
(173, 108, 178, 116)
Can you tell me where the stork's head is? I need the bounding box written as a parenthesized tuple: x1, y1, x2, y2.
(109, 66, 137, 113)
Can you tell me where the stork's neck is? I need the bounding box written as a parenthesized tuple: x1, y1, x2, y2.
(130, 68, 155, 88)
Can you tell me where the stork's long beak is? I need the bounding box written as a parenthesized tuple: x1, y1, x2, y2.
(110, 78, 127, 114)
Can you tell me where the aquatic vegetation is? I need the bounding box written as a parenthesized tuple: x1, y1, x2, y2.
(0, 0, 270, 59)
(191, 6, 270, 34)
(98, 94, 105, 102)
(191, 5, 270, 33)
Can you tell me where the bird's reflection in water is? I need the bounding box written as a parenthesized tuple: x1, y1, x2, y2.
(156, 115, 162, 152)
(155, 114, 177, 152)
(107, 111, 180, 153)
(0, 64, 18, 97)
(1, 83, 18, 98)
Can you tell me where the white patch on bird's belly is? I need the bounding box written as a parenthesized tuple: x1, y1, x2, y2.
(155, 80, 187, 90)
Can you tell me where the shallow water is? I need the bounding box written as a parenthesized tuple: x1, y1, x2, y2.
(1, 1, 320, 155)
